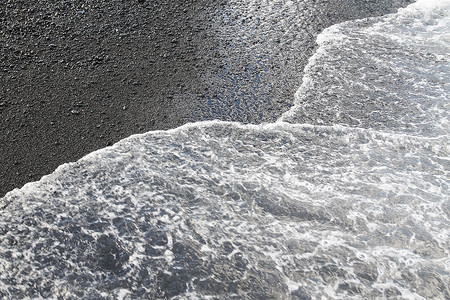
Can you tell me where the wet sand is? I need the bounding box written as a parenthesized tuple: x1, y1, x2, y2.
(0, 0, 412, 197)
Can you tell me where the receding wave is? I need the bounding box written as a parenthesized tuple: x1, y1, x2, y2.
(280, 0, 450, 137)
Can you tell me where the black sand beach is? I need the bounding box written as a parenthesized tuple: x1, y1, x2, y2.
(0, 0, 412, 197)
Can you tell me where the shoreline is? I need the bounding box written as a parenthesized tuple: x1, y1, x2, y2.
(0, 0, 413, 197)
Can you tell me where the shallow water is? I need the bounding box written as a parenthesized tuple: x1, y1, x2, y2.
(200, 0, 415, 123)
(1, 0, 449, 299)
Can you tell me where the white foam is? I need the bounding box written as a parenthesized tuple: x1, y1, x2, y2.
(279, 0, 450, 138)
(1, 120, 449, 298)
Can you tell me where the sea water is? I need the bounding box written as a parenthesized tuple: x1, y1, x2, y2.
(1, 0, 449, 299)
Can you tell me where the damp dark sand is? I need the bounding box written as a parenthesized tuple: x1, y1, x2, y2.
(0, 0, 413, 197)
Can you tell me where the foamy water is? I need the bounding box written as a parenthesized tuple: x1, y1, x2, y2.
(280, 0, 450, 138)
(1, 0, 449, 299)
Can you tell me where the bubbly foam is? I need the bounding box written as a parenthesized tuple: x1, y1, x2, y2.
(280, 0, 450, 138)
(1, 121, 449, 299)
